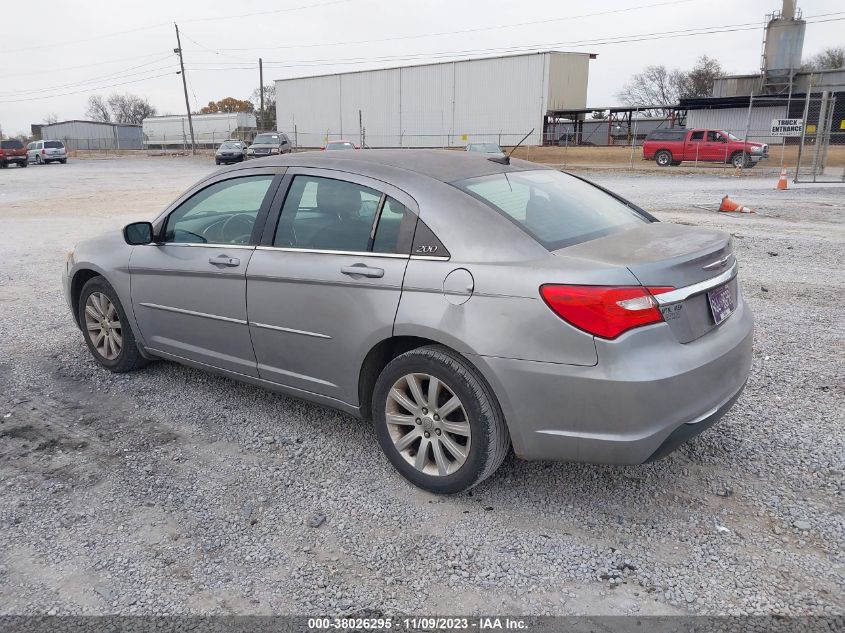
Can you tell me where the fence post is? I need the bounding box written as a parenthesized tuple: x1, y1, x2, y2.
(740, 93, 754, 173)
(629, 110, 638, 170)
(811, 90, 830, 182)
(795, 86, 812, 182)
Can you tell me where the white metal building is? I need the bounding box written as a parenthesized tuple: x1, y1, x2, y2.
(685, 105, 788, 144)
(142, 112, 257, 148)
(275, 51, 593, 148)
(39, 120, 143, 150)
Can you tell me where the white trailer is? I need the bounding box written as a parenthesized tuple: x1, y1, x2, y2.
(275, 51, 592, 148)
(142, 112, 257, 148)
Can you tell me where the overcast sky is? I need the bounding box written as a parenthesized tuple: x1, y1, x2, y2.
(1, 0, 843, 135)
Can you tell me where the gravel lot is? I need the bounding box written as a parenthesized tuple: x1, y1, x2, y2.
(0, 157, 843, 617)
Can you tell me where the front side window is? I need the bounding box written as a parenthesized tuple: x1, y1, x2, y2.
(274, 176, 410, 254)
(454, 170, 647, 250)
(164, 176, 274, 245)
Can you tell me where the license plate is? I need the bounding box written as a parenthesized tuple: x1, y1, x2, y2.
(707, 284, 734, 325)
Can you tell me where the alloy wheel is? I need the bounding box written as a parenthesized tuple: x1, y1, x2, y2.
(84, 292, 123, 360)
(385, 373, 471, 476)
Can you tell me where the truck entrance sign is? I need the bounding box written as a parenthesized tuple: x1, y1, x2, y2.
(770, 119, 804, 137)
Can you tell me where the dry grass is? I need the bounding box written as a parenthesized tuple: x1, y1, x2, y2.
(508, 144, 845, 170)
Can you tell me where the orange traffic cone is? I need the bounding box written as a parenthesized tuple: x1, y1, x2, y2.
(719, 195, 755, 214)
(777, 167, 789, 190)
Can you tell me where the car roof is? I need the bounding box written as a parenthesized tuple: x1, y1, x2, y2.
(250, 149, 546, 183)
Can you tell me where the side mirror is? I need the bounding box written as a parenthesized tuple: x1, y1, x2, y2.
(123, 221, 154, 245)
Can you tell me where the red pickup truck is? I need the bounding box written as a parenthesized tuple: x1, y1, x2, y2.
(643, 128, 768, 168)
(0, 139, 28, 168)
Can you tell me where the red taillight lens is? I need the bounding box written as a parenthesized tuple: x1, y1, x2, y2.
(540, 285, 674, 339)
(41, 149, 46, 155)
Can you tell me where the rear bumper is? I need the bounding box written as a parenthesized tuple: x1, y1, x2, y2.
(1, 155, 27, 164)
(470, 297, 754, 464)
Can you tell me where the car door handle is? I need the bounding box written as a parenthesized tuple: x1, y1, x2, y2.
(341, 264, 384, 278)
(209, 254, 240, 267)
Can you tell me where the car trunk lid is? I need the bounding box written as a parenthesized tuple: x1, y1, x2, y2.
(553, 222, 738, 342)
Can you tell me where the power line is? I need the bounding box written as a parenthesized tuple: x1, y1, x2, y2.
(182, 13, 845, 73)
(178, 0, 351, 24)
(196, 0, 699, 53)
(0, 52, 167, 80)
(0, 72, 179, 104)
(0, 57, 175, 98)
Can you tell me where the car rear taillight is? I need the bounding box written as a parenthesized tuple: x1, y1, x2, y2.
(540, 285, 674, 339)
(41, 149, 46, 155)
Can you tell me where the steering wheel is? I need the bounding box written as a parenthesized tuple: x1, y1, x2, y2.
(219, 213, 255, 244)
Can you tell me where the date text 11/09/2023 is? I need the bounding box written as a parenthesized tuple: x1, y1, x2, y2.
(307, 617, 529, 630)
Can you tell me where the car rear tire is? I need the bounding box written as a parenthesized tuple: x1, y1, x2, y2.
(0, 162, 7, 169)
(655, 150, 673, 166)
(372, 345, 509, 494)
(215, 160, 221, 165)
(59, 159, 67, 164)
(19, 160, 27, 168)
(79, 277, 147, 373)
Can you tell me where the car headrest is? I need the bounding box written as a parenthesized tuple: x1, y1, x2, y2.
(316, 179, 362, 219)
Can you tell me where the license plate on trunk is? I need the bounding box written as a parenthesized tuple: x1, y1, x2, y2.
(707, 284, 734, 325)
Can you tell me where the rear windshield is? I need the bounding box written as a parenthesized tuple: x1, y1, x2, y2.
(1, 140, 23, 149)
(453, 170, 647, 250)
(468, 143, 501, 153)
(325, 141, 354, 149)
(44, 141, 64, 148)
(646, 129, 686, 141)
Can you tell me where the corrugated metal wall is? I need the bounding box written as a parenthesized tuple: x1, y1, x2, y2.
(686, 106, 788, 144)
(40, 121, 143, 150)
(275, 52, 589, 148)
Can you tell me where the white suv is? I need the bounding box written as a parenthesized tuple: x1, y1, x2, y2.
(27, 140, 68, 165)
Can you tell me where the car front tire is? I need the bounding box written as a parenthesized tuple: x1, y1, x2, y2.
(372, 345, 509, 494)
(79, 277, 147, 373)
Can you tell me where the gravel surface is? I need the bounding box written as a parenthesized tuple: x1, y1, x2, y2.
(0, 157, 843, 616)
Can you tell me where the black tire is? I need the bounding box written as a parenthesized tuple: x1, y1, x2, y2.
(19, 160, 27, 168)
(215, 160, 221, 165)
(670, 160, 682, 166)
(655, 150, 673, 166)
(372, 345, 509, 494)
(35, 155, 42, 164)
(59, 159, 67, 164)
(78, 277, 147, 373)
(731, 152, 749, 168)
(0, 162, 7, 169)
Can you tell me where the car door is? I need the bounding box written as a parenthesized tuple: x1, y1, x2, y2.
(129, 170, 283, 376)
(246, 169, 417, 405)
(701, 130, 724, 161)
(685, 130, 705, 161)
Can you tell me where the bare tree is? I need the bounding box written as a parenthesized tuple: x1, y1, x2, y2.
(44, 113, 59, 124)
(250, 84, 276, 130)
(802, 46, 845, 71)
(617, 65, 687, 114)
(685, 55, 723, 98)
(85, 95, 112, 122)
(617, 55, 724, 114)
(107, 93, 157, 124)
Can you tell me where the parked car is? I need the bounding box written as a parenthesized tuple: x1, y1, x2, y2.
(466, 142, 505, 158)
(27, 140, 68, 165)
(643, 128, 768, 168)
(247, 132, 291, 158)
(63, 150, 753, 493)
(0, 139, 28, 168)
(323, 140, 357, 150)
(215, 140, 247, 165)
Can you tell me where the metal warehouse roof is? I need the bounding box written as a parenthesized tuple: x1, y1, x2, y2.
(41, 119, 141, 127)
(275, 50, 597, 82)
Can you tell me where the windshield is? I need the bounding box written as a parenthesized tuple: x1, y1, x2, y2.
(454, 170, 648, 250)
(468, 143, 501, 153)
(220, 142, 241, 149)
(253, 134, 279, 144)
(726, 132, 740, 141)
(325, 141, 354, 149)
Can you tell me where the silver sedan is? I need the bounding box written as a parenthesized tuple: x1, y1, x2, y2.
(63, 150, 753, 493)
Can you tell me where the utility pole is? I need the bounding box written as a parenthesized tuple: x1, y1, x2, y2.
(174, 23, 196, 155)
(259, 58, 264, 131)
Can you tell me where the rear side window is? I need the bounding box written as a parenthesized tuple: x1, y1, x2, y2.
(44, 141, 64, 148)
(1, 140, 23, 149)
(691, 131, 704, 141)
(647, 129, 686, 141)
(454, 170, 647, 250)
(274, 175, 411, 254)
